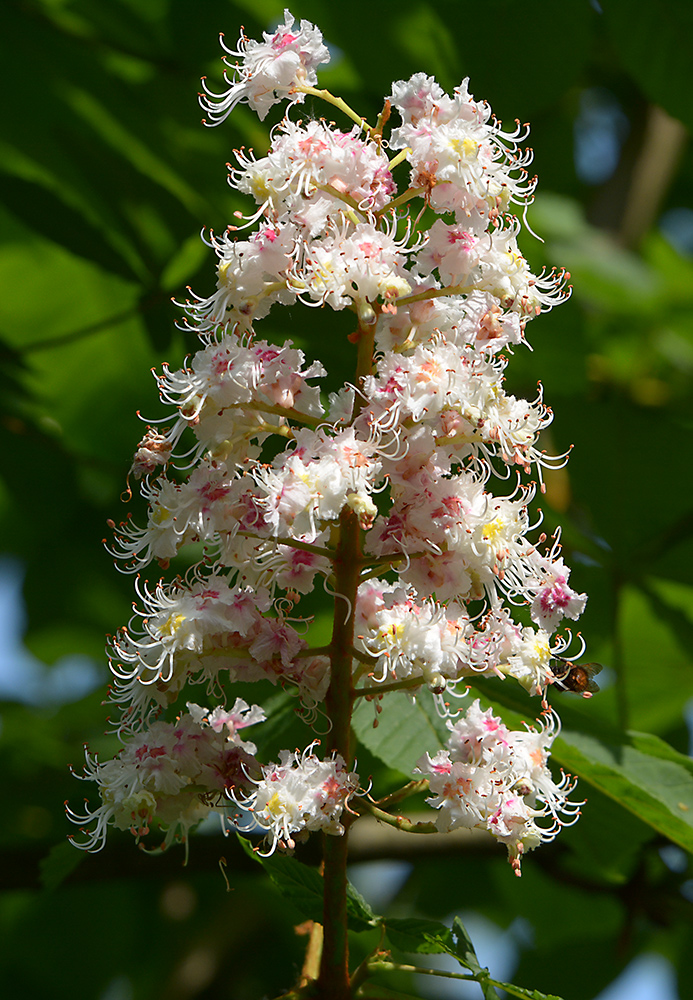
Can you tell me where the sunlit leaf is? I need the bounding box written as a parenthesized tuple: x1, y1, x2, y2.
(237, 835, 377, 930)
(352, 690, 449, 776)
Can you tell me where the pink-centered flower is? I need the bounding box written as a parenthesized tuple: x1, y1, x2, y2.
(235, 744, 359, 853)
(200, 10, 330, 123)
(416, 700, 580, 875)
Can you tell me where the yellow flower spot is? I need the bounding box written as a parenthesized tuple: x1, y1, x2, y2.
(160, 613, 186, 637)
(449, 137, 478, 159)
(150, 504, 172, 526)
(379, 622, 404, 648)
(266, 792, 285, 817)
(249, 176, 272, 202)
(504, 251, 524, 271)
(532, 635, 550, 661)
(218, 260, 234, 285)
(482, 518, 503, 544)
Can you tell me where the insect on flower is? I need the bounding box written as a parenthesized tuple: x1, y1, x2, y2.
(550, 657, 602, 697)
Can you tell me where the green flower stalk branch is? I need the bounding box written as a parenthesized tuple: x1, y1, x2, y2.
(67, 10, 597, 998)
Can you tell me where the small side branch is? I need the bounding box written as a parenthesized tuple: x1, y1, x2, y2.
(355, 798, 437, 835)
(295, 84, 378, 138)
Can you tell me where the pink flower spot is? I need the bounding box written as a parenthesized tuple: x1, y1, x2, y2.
(540, 581, 569, 612)
(135, 744, 167, 762)
(358, 241, 379, 257)
(448, 230, 475, 250)
(272, 31, 299, 51)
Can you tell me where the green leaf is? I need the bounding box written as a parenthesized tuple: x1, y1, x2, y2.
(0, 173, 139, 282)
(455, 936, 564, 1000)
(449, 916, 486, 974)
(384, 916, 562, 1000)
(628, 730, 693, 775)
(39, 840, 85, 892)
(619, 581, 693, 732)
(603, 0, 693, 132)
(236, 835, 377, 930)
(555, 728, 693, 854)
(237, 834, 323, 924)
(346, 880, 379, 928)
(447, 917, 502, 1000)
(384, 916, 504, 1000)
(559, 782, 655, 884)
(384, 916, 453, 955)
(352, 689, 449, 776)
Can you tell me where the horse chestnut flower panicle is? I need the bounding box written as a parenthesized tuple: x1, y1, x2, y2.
(70, 10, 587, 878)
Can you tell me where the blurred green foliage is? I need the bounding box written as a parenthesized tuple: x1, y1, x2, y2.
(1, 1, 693, 998)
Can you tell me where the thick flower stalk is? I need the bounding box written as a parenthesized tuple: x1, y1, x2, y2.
(71, 10, 592, 998)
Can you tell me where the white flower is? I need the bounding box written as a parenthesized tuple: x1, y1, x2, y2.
(107, 572, 306, 732)
(187, 697, 266, 753)
(388, 72, 459, 126)
(366, 470, 534, 604)
(417, 216, 484, 285)
(239, 744, 359, 852)
(364, 339, 551, 473)
(527, 554, 588, 633)
(500, 626, 553, 695)
(80, 28, 589, 865)
(130, 428, 173, 479)
(180, 223, 299, 333)
(374, 287, 523, 355)
(231, 119, 396, 236)
(389, 75, 536, 218)
(253, 425, 381, 538)
(415, 216, 569, 319)
(293, 219, 412, 311)
(68, 708, 263, 852)
(200, 10, 330, 123)
(416, 700, 580, 874)
(110, 460, 241, 570)
(153, 334, 325, 459)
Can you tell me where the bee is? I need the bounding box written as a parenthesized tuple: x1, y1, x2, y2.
(549, 657, 602, 697)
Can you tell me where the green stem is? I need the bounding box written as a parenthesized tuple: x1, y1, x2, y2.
(395, 283, 474, 308)
(226, 399, 323, 427)
(235, 532, 334, 558)
(295, 645, 333, 659)
(368, 959, 477, 982)
(353, 322, 376, 418)
(295, 85, 377, 138)
(326, 511, 360, 759)
(356, 550, 430, 582)
(354, 798, 437, 834)
(366, 960, 534, 1000)
(371, 779, 429, 808)
(352, 676, 427, 699)
(313, 180, 368, 218)
(387, 148, 414, 170)
(376, 184, 425, 215)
